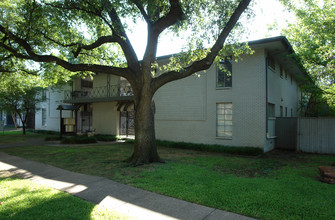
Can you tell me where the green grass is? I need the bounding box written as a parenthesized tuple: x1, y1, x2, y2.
(2, 141, 335, 220)
(0, 131, 40, 144)
(0, 172, 132, 220)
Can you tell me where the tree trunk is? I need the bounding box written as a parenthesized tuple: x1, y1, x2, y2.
(11, 113, 18, 129)
(22, 123, 26, 135)
(127, 91, 163, 166)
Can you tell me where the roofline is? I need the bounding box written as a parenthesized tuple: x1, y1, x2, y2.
(154, 36, 309, 81)
(157, 36, 295, 60)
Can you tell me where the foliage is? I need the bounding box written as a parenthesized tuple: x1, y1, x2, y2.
(126, 139, 263, 156)
(0, 0, 253, 164)
(0, 73, 44, 134)
(3, 142, 335, 220)
(0, 173, 130, 220)
(280, 0, 335, 115)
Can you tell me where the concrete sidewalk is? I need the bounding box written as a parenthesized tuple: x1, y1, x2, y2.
(0, 152, 256, 220)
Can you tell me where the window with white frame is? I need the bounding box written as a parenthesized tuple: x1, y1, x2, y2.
(42, 108, 47, 126)
(217, 56, 232, 88)
(42, 89, 47, 101)
(216, 103, 233, 138)
(268, 103, 275, 117)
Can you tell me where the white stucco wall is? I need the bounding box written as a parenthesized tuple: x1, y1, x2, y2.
(35, 86, 72, 131)
(265, 56, 301, 151)
(267, 61, 300, 118)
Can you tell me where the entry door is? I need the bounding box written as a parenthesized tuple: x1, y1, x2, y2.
(120, 111, 135, 136)
(81, 111, 92, 133)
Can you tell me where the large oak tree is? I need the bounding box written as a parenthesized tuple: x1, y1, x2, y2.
(0, 0, 252, 165)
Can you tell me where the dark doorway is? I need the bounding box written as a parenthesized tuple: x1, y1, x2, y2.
(120, 110, 135, 136)
(80, 111, 93, 133)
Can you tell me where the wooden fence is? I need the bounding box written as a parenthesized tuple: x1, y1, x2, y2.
(276, 117, 335, 154)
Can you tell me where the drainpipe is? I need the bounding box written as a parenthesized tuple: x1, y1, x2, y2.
(265, 57, 269, 136)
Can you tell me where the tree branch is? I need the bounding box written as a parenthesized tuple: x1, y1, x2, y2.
(152, 0, 251, 92)
(103, 3, 140, 72)
(141, 0, 184, 72)
(130, 0, 151, 24)
(0, 24, 132, 79)
(152, 0, 184, 35)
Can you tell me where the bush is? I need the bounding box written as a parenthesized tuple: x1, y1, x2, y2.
(59, 134, 117, 144)
(61, 136, 97, 144)
(94, 134, 117, 142)
(125, 139, 263, 156)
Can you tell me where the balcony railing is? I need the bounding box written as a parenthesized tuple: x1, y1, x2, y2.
(64, 84, 133, 103)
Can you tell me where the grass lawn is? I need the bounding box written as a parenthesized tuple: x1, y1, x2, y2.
(1, 135, 335, 220)
(0, 171, 132, 220)
(0, 131, 41, 144)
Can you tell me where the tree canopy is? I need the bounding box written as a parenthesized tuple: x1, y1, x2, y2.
(280, 0, 335, 114)
(0, 0, 252, 165)
(0, 72, 44, 134)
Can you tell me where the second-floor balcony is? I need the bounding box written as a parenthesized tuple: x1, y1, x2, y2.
(64, 84, 133, 103)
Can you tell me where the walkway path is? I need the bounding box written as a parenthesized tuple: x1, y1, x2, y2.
(0, 142, 256, 220)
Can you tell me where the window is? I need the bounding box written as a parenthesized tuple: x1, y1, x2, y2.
(216, 103, 233, 138)
(280, 106, 283, 117)
(217, 56, 232, 88)
(42, 108, 47, 126)
(268, 103, 275, 117)
(280, 66, 283, 78)
(81, 79, 93, 89)
(268, 57, 275, 70)
(42, 89, 47, 101)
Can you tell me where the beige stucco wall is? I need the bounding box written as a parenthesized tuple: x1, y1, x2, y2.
(154, 49, 267, 149)
(92, 102, 118, 135)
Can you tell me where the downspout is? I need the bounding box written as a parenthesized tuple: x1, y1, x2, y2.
(265, 56, 269, 137)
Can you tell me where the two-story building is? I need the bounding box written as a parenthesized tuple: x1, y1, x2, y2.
(35, 36, 307, 152)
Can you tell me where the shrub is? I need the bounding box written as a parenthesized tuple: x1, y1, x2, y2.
(125, 139, 263, 156)
(59, 134, 117, 144)
(94, 134, 117, 142)
(61, 136, 97, 144)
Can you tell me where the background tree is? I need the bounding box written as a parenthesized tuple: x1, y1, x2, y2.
(0, 0, 252, 165)
(280, 0, 335, 115)
(0, 73, 44, 135)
